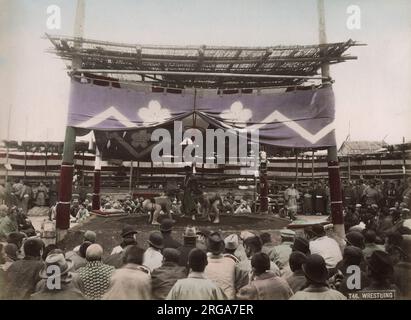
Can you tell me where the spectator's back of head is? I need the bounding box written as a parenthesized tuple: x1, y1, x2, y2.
(363, 229, 377, 244)
(163, 248, 180, 264)
(84, 230, 97, 243)
(42, 244, 58, 261)
(4, 243, 19, 261)
(311, 224, 326, 237)
(346, 231, 365, 249)
(251, 252, 270, 275)
(289, 251, 307, 272)
(259, 232, 271, 245)
(23, 238, 44, 258)
(292, 237, 310, 255)
(343, 246, 363, 266)
(244, 236, 262, 253)
(86, 244, 103, 261)
(188, 248, 208, 272)
(123, 245, 144, 265)
(79, 241, 93, 258)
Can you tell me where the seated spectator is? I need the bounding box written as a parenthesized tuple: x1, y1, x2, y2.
(4, 238, 45, 299)
(238, 236, 281, 278)
(292, 236, 311, 255)
(346, 231, 365, 249)
(166, 248, 227, 300)
(151, 248, 187, 299)
(1, 243, 19, 271)
(6, 232, 26, 258)
(308, 225, 342, 270)
(260, 232, 276, 261)
(0, 206, 18, 241)
(362, 250, 400, 297)
(393, 235, 411, 299)
(385, 232, 404, 265)
(363, 229, 385, 259)
(333, 246, 369, 296)
(31, 253, 84, 300)
(204, 232, 239, 299)
(223, 234, 240, 263)
(284, 251, 308, 293)
(290, 254, 346, 300)
(237, 252, 293, 300)
(160, 219, 182, 249)
(271, 229, 295, 270)
(66, 241, 92, 271)
(177, 226, 198, 267)
(234, 200, 252, 215)
(111, 225, 137, 255)
(143, 232, 164, 272)
(73, 230, 97, 253)
(103, 246, 152, 300)
(73, 244, 115, 300)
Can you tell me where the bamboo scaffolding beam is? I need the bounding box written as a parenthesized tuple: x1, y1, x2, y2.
(74, 69, 329, 80)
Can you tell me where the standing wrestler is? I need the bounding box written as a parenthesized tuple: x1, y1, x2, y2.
(199, 192, 222, 224)
(142, 193, 173, 226)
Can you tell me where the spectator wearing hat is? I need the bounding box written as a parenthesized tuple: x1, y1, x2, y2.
(290, 254, 346, 300)
(177, 226, 198, 267)
(73, 244, 115, 300)
(66, 241, 93, 271)
(160, 219, 182, 249)
(260, 232, 276, 261)
(283, 251, 308, 293)
(385, 231, 404, 265)
(103, 246, 152, 300)
(223, 234, 240, 263)
(237, 252, 293, 300)
(143, 231, 164, 272)
(166, 248, 227, 300)
(333, 246, 370, 296)
(238, 236, 281, 280)
(292, 236, 311, 255)
(377, 208, 394, 237)
(111, 225, 137, 255)
(204, 232, 238, 299)
(0, 206, 18, 241)
(1, 243, 19, 272)
(72, 230, 97, 253)
(362, 250, 399, 296)
(363, 182, 380, 206)
(271, 229, 295, 270)
(31, 253, 84, 300)
(363, 229, 385, 259)
(4, 238, 45, 299)
(151, 248, 188, 299)
(308, 224, 342, 270)
(393, 235, 411, 299)
(345, 231, 365, 250)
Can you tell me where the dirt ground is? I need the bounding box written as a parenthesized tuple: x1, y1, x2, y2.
(57, 213, 293, 258)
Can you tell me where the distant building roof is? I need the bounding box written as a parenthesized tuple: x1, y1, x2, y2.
(338, 141, 388, 156)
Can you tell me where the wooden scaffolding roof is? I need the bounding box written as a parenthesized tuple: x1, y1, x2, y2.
(46, 34, 360, 89)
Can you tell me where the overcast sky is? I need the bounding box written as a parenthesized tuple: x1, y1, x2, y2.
(0, 0, 410, 147)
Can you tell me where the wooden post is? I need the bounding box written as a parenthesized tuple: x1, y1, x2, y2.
(348, 156, 351, 181)
(318, 0, 344, 239)
(56, 0, 85, 241)
(92, 147, 101, 211)
(403, 137, 407, 184)
(295, 151, 299, 185)
(45, 148, 48, 177)
(311, 150, 315, 185)
(129, 161, 133, 194)
(24, 149, 27, 179)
